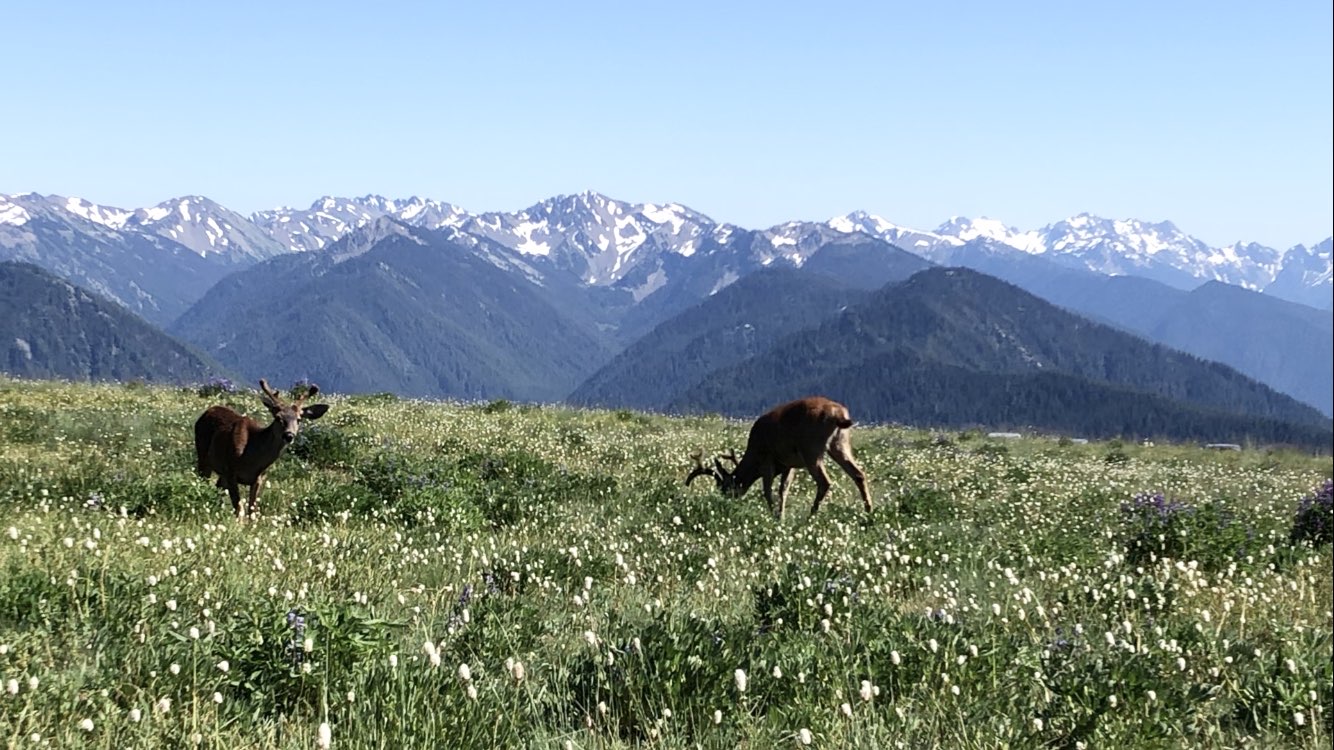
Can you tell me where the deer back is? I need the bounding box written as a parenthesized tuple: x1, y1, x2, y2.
(747, 397, 853, 465)
(196, 405, 276, 476)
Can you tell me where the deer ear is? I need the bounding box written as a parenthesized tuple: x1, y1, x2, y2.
(302, 404, 330, 420)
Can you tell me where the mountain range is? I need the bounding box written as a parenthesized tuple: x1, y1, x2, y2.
(4, 191, 1329, 318)
(1, 189, 1330, 444)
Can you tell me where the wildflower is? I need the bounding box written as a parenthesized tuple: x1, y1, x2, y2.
(216, 660, 230, 673)
(458, 663, 472, 682)
(1295, 712, 1307, 727)
(860, 680, 874, 702)
(799, 728, 813, 745)
(466, 684, 478, 700)
(189, 626, 200, 639)
(169, 663, 181, 675)
(389, 654, 398, 669)
(734, 668, 748, 693)
(840, 702, 853, 718)
(713, 709, 723, 724)
(772, 665, 783, 679)
(317, 721, 332, 749)
(510, 660, 525, 682)
(128, 708, 141, 722)
(156, 697, 172, 714)
(1033, 717, 1044, 732)
(212, 692, 223, 704)
(5, 679, 16, 695)
(79, 718, 94, 732)
(891, 650, 901, 666)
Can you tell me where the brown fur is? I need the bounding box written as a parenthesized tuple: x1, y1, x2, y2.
(194, 379, 328, 519)
(689, 396, 872, 520)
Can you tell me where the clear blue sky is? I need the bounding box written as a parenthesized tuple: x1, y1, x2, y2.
(3, 0, 1330, 249)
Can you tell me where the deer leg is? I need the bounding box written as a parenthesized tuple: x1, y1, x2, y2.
(247, 475, 263, 518)
(224, 478, 242, 518)
(829, 434, 873, 513)
(760, 473, 777, 518)
(776, 468, 794, 521)
(805, 460, 833, 518)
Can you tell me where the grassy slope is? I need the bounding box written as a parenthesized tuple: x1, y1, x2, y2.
(0, 377, 1330, 748)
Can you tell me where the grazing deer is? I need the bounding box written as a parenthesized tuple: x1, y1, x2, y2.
(687, 396, 872, 520)
(194, 379, 329, 518)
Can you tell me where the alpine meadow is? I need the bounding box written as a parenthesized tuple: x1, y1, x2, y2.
(0, 377, 1329, 748)
(3, 2, 1332, 748)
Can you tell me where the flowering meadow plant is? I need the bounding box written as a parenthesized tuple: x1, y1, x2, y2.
(0, 378, 1329, 747)
(1290, 479, 1333, 547)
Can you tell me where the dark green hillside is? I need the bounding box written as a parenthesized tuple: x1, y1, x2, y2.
(977, 251, 1334, 416)
(569, 268, 866, 409)
(1142, 281, 1332, 416)
(609, 230, 930, 346)
(669, 267, 1332, 448)
(171, 224, 613, 402)
(801, 235, 933, 290)
(0, 261, 223, 383)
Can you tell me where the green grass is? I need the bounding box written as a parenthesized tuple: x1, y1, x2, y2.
(0, 377, 1330, 748)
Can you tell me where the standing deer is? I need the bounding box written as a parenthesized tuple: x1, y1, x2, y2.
(687, 396, 872, 520)
(194, 379, 329, 518)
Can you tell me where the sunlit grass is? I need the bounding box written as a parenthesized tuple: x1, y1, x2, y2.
(0, 377, 1329, 748)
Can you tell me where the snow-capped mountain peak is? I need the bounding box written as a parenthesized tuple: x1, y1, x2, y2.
(61, 195, 135, 229)
(934, 216, 1044, 254)
(0, 194, 33, 227)
(120, 195, 285, 262)
(457, 192, 717, 284)
(829, 211, 959, 253)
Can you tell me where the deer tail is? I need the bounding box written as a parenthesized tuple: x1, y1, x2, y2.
(823, 403, 854, 429)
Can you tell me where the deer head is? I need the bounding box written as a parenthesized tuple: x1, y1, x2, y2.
(685, 449, 744, 495)
(258, 379, 329, 443)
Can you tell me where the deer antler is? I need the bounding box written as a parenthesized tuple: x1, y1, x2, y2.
(685, 449, 721, 487)
(719, 449, 739, 467)
(294, 383, 319, 406)
(258, 378, 286, 408)
(258, 378, 282, 399)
